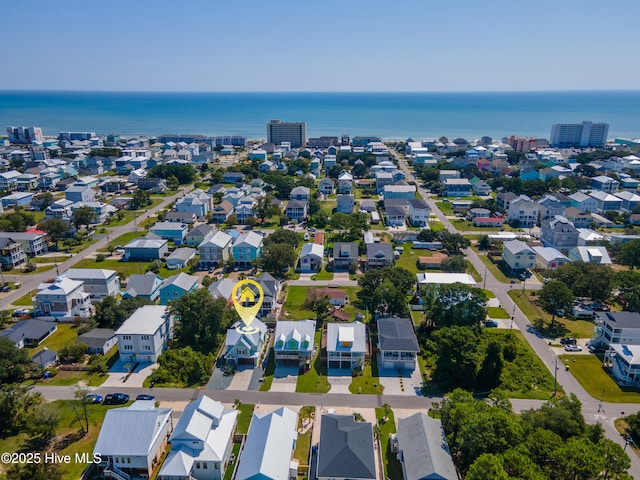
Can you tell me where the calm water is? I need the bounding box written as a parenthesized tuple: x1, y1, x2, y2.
(1, 90, 639, 140)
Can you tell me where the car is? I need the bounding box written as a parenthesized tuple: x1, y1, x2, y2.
(103, 393, 130, 405)
(85, 393, 104, 404)
(556, 309, 565, 317)
(560, 337, 577, 345)
(208, 267, 214, 274)
(135, 394, 156, 401)
(309, 227, 316, 233)
(564, 344, 583, 352)
(485, 320, 499, 328)
(303, 233, 310, 241)
(0, 285, 11, 292)
(12, 308, 29, 317)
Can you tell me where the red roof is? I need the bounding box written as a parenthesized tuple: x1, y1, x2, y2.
(474, 217, 504, 223)
(313, 233, 324, 245)
(25, 229, 45, 234)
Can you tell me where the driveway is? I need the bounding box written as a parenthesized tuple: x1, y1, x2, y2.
(327, 369, 352, 394)
(101, 360, 156, 388)
(376, 354, 424, 396)
(228, 365, 255, 391)
(270, 365, 299, 392)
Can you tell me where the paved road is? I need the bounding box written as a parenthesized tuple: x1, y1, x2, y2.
(0, 187, 193, 309)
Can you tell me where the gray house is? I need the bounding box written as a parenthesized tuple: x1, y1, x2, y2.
(366, 243, 394, 269)
(77, 328, 117, 354)
(540, 215, 579, 249)
(332, 242, 359, 269)
(123, 272, 164, 301)
(123, 237, 169, 261)
(377, 317, 419, 370)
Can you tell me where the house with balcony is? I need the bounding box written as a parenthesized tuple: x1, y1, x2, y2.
(338, 171, 353, 193)
(408, 199, 430, 227)
(366, 243, 394, 269)
(0, 170, 21, 191)
(199, 230, 233, 268)
(175, 190, 212, 217)
(377, 317, 419, 370)
(273, 320, 316, 367)
(569, 192, 599, 213)
(0, 237, 26, 269)
(94, 401, 173, 480)
(35, 277, 94, 318)
(384, 184, 416, 201)
(385, 205, 407, 226)
(211, 200, 233, 224)
(614, 191, 640, 213)
(223, 319, 267, 367)
(232, 231, 263, 266)
(150, 221, 189, 244)
(299, 243, 323, 273)
(185, 223, 215, 247)
(336, 194, 355, 214)
(540, 215, 579, 249)
(507, 195, 541, 227)
(319, 177, 335, 194)
(564, 206, 593, 229)
(589, 191, 622, 213)
(590, 175, 620, 192)
(593, 312, 640, 351)
(45, 199, 74, 220)
(538, 196, 567, 220)
(1, 192, 33, 208)
(332, 242, 358, 269)
(285, 200, 308, 222)
(326, 322, 366, 371)
(502, 239, 536, 272)
(63, 268, 120, 299)
(290, 186, 311, 201)
(116, 305, 174, 363)
(443, 178, 472, 197)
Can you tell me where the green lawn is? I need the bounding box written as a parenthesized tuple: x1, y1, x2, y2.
(430, 221, 445, 232)
(296, 331, 330, 393)
(375, 407, 404, 480)
(12, 291, 35, 306)
(474, 249, 515, 283)
(508, 290, 596, 338)
(487, 306, 511, 319)
(5, 264, 55, 275)
(27, 323, 78, 356)
(294, 429, 312, 465)
(435, 201, 454, 215)
(223, 442, 242, 480)
(350, 361, 384, 394)
(559, 354, 640, 403)
(283, 286, 312, 320)
(32, 255, 72, 264)
(311, 267, 333, 281)
(236, 403, 255, 434)
(483, 289, 496, 298)
(259, 349, 275, 392)
(395, 245, 422, 274)
(465, 260, 482, 282)
(98, 230, 147, 250)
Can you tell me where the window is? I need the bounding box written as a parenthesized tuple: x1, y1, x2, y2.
(203, 463, 208, 469)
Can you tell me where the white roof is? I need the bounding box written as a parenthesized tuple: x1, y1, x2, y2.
(162, 272, 197, 291)
(116, 305, 170, 335)
(327, 322, 366, 354)
(532, 246, 568, 263)
(274, 320, 316, 352)
(503, 239, 534, 255)
(64, 268, 116, 280)
(611, 344, 640, 367)
(235, 407, 298, 480)
(36, 277, 83, 295)
(384, 185, 416, 193)
(233, 231, 263, 248)
(589, 191, 621, 202)
(416, 272, 476, 285)
(569, 246, 612, 264)
(201, 230, 232, 249)
(300, 243, 323, 259)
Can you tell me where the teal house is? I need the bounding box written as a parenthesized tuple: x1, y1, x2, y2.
(232, 231, 264, 266)
(159, 273, 197, 305)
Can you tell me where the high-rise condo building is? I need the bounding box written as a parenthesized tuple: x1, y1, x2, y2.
(550, 121, 609, 148)
(6, 126, 43, 144)
(266, 120, 307, 148)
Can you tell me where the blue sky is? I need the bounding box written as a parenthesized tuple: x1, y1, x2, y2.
(2, 0, 638, 92)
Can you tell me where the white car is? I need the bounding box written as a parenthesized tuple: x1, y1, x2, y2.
(564, 344, 583, 352)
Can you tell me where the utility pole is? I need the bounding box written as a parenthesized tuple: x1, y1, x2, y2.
(553, 357, 558, 397)
(482, 265, 487, 291)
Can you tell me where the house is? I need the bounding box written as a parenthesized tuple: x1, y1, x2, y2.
(595, 312, 640, 350)
(443, 178, 472, 197)
(416, 272, 476, 286)
(377, 317, 419, 370)
(577, 228, 606, 246)
(0, 191, 33, 208)
(235, 407, 298, 480)
(62, 268, 120, 299)
(94, 401, 173, 480)
(248, 272, 281, 318)
(45, 198, 74, 219)
(568, 246, 612, 264)
(285, 200, 308, 222)
(166, 247, 196, 270)
(386, 205, 407, 226)
(496, 191, 517, 210)
(77, 328, 117, 354)
(332, 242, 359, 269)
(397, 412, 457, 480)
(222, 172, 244, 183)
(211, 200, 233, 224)
(471, 178, 492, 196)
(224, 319, 267, 366)
(273, 320, 316, 367)
(157, 396, 238, 480)
(35, 277, 94, 318)
(538, 196, 567, 220)
(326, 322, 366, 371)
(336, 194, 355, 214)
(0, 231, 47, 256)
(208, 277, 236, 303)
(123, 237, 169, 261)
(116, 305, 174, 363)
(299, 243, 323, 273)
(65, 186, 95, 203)
(159, 273, 198, 305)
(384, 184, 417, 201)
(199, 230, 233, 268)
(175, 190, 212, 217)
(590, 175, 620, 192)
(472, 216, 504, 228)
(569, 192, 599, 213)
(605, 344, 640, 387)
(308, 287, 348, 307)
(290, 186, 311, 201)
(317, 415, 376, 480)
(138, 177, 167, 193)
(540, 216, 579, 249)
(366, 243, 394, 268)
(0, 170, 21, 190)
(564, 206, 593, 229)
(417, 252, 448, 269)
(150, 221, 189, 244)
(319, 177, 335, 194)
(502, 239, 536, 272)
(232, 231, 264, 266)
(0, 319, 57, 349)
(123, 272, 164, 301)
(589, 191, 623, 213)
(166, 211, 197, 224)
(16, 173, 38, 191)
(71, 201, 114, 224)
(338, 171, 353, 193)
(186, 223, 215, 246)
(532, 246, 570, 270)
(614, 191, 640, 212)
(408, 199, 430, 227)
(32, 348, 58, 369)
(0, 236, 26, 269)
(507, 195, 541, 227)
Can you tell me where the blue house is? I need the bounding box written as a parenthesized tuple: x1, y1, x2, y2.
(150, 221, 188, 244)
(159, 273, 198, 305)
(1, 192, 33, 208)
(232, 231, 264, 266)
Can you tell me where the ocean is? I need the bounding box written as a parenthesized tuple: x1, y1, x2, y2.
(1, 90, 639, 141)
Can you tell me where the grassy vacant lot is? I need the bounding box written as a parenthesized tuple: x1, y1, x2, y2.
(350, 361, 384, 394)
(284, 286, 363, 321)
(559, 354, 640, 403)
(474, 249, 515, 283)
(509, 290, 595, 338)
(294, 408, 314, 465)
(311, 267, 333, 281)
(465, 260, 482, 282)
(296, 331, 330, 393)
(376, 407, 403, 480)
(99, 230, 148, 250)
(236, 403, 255, 434)
(436, 201, 454, 215)
(26, 323, 77, 356)
(487, 306, 511, 319)
(32, 255, 72, 264)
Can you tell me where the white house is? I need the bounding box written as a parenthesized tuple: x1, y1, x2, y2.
(158, 396, 238, 480)
(299, 243, 323, 273)
(235, 407, 298, 480)
(115, 305, 174, 363)
(568, 246, 612, 264)
(507, 195, 541, 227)
(326, 322, 366, 371)
(595, 312, 640, 350)
(408, 199, 430, 227)
(63, 268, 120, 299)
(199, 230, 233, 268)
(532, 246, 569, 270)
(94, 401, 173, 480)
(502, 239, 536, 271)
(35, 277, 94, 318)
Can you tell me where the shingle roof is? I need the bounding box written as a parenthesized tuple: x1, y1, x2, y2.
(124, 272, 163, 298)
(377, 317, 419, 352)
(317, 415, 376, 479)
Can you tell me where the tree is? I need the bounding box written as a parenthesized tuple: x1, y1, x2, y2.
(6, 460, 63, 480)
(0, 211, 35, 232)
(148, 164, 196, 184)
(149, 347, 214, 386)
(262, 243, 297, 276)
(131, 189, 151, 209)
(618, 239, 640, 269)
(72, 206, 96, 229)
(439, 231, 471, 254)
(358, 266, 415, 314)
(69, 386, 92, 436)
(147, 259, 163, 274)
(478, 235, 491, 251)
(521, 394, 586, 440)
(441, 254, 466, 272)
(169, 289, 230, 352)
(202, 275, 213, 287)
(552, 261, 613, 301)
(93, 296, 153, 329)
(538, 280, 574, 323)
(429, 327, 479, 390)
(477, 340, 504, 391)
(33, 192, 54, 211)
(26, 403, 59, 443)
(599, 438, 632, 479)
(226, 214, 238, 228)
(417, 228, 439, 242)
(0, 337, 32, 384)
(58, 343, 87, 363)
(303, 290, 331, 329)
(167, 175, 180, 190)
(264, 229, 302, 248)
(368, 280, 410, 318)
(0, 386, 42, 436)
(466, 454, 509, 480)
(0, 309, 10, 327)
(423, 283, 488, 331)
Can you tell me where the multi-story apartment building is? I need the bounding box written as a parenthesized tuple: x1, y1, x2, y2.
(550, 121, 609, 148)
(266, 120, 307, 148)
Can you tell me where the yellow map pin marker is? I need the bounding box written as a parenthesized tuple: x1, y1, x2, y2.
(232, 279, 264, 333)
